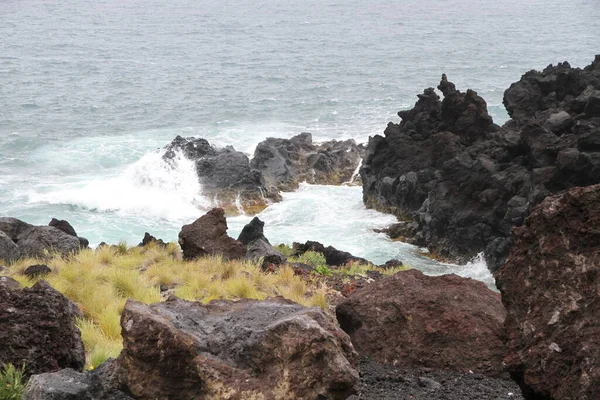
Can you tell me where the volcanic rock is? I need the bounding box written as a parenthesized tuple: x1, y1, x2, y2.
(48, 218, 78, 237)
(251, 132, 363, 192)
(24, 264, 52, 279)
(163, 136, 279, 214)
(361, 56, 600, 269)
(237, 216, 269, 245)
(178, 208, 246, 260)
(18, 226, 81, 258)
(495, 184, 600, 399)
(245, 239, 286, 268)
(114, 296, 359, 399)
(0, 279, 85, 377)
(138, 232, 167, 248)
(0, 217, 33, 242)
(293, 240, 370, 266)
(0, 230, 20, 263)
(336, 269, 506, 377)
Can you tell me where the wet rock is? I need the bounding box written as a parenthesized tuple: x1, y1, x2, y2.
(0, 230, 20, 263)
(361, 56, 600, 269)
(138, 232, 166, 248)
(293, 240, 370, 266)
(163, 136, 278, 214)
(237, 216, 269, 245)
(24, 264, 52, 279)
(18, 226, 81, 258)
(377, 259, 403, 269)
(115, 296, 359, 399)
(336, 270, 506, 377)
(178, 208, 246, 260)
(251, 132, 363, 192)
(0, 280, 85, 377)
(495, 184, 600, 399)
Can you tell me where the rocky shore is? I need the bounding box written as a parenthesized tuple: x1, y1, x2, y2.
(361, 55, 600, 270)
(1, 56, 599, 399)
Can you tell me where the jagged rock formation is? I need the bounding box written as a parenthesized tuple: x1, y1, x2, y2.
(251, 132, 363, 192)
(0, 278, 86, 377)
(495, 184, 600, 400)
(178, 208, 246, 260)
(163, 136, 280, 214)
(292, 240, 369, 266)
(361, 56, 600, 269)
(336, 270, 506, 377)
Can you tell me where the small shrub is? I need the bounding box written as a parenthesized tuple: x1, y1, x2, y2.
(313, 265, 333, 276)
(274, 243, 294, 257)
(0, 363, 26, 400)
(289, 251, 327, 268)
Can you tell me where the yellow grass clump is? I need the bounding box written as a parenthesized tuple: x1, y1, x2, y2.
(0, 242, 329, 369)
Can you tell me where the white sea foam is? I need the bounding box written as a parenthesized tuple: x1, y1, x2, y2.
(27, 150, 211, 221)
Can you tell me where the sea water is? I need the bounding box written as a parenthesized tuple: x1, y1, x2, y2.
(2, 0, 599, 287)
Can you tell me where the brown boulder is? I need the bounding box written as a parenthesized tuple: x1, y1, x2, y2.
(0, 279, 85, 377)
(178, 208, 246, 260)
(495, 184, 600, 400)
(115, 296, 359, 399)
(336, 269, 507, 377)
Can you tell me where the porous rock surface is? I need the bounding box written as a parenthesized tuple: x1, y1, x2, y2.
(114, 296, 359, 399)
(336, 269, 507, 377)
(178, 208, 246, 260)
(251, 132, 363, 192)
(495, 184, 600, 400)
(0, 278, 85, 377)
(361, 56, 600, 269)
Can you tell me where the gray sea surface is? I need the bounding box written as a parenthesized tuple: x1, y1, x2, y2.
(1, 0, 599, 284)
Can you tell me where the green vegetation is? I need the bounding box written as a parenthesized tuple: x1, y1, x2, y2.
(274, 243, 294, 257)
(289, 250, 327, 268)
(0, 363, 25, 400)
(313, 265, 333, 276)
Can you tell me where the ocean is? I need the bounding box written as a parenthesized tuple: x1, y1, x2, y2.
(2, 0, 599, 286)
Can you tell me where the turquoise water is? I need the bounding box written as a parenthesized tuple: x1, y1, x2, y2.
(2, 0, 599, 285)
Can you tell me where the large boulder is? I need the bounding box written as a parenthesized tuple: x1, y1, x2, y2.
(114, 296, 359, 399)
(361, 56, 600, 269)
(178, 208, 246, 260)
(245, 239, 286, 268)
(48, 218, 78, 237)
(18, 226, 81, 258)
(0, 230, 20, 263)
(163, 136, 279, 214)
(0, 217, 33, 242)
(336, 269, 507, 377)
(495, 184, 600, 399)
(237, 216, 269, 245)
(251, 132, 363, 192)
(0, 279, 85, 377)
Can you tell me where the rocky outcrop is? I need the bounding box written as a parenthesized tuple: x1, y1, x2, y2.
(251, 132, 363, 192)
(361, 56, 600, 269)
(163, 136, 279, 214)
(113, 296, 358, 399)
(336, 270, 506, 377)
(237, 216, 269, 245)
(0, 217, 87, 260)
(23, 264, 52, 279)
(18, 226, 81, 258)
(293, 240, 370, 266)
(245, 239, 286, 268)
(0, 279, 85, 377)
(495, 184, 600, 399)
(178, 208, 246, 260)
(138, 232, 166, 248)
